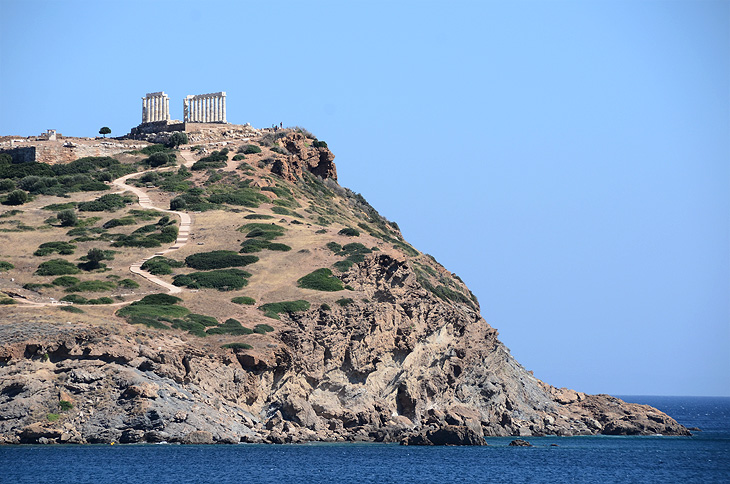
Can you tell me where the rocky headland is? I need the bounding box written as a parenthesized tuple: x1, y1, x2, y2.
(0, 127, 689, 444)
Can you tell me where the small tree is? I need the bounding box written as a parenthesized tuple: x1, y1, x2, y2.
(167, 132, 189, 149)
(86, 248, 106, 269)
(99, 127, 111, 138)
(148, 152, 169, 167)
(170, 196, 187, 210)
(5, 190, 28, 205)
(57, 209, 78, 227)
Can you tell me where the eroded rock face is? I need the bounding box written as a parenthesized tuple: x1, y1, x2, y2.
(270, 132, 337, 182)
(0, 255, 689, 444)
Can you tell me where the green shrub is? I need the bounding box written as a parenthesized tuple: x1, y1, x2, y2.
(140, 144, 167, 155)
(335, 298, 354, 307)
(315, 229, 327, 234)
(5, 190, 29, 205)
(52, 276, 80, 287)
(117, 302, 189, 320)
(141, 256, 184, 275)
(333, 260, 354, 272)
(239, 239, 291, 253)
(78, 193, 127, 212)
(345, 285, 354, 291)
(222, 342, 252, 350)
(167, 132, 189, 148)
(34, 241, 76, 256)
(86, 297, 114, 305)
(0, 179, 16, 192)
(60, 294, 88, 304)
(254, 323, 274, 334)
(232, 154, 246, 161)
(186, 313, 220, 327)
(232, 296, 256, 305)
(170, 196, 187, 210)
(208, 188, 268, 208)
(43, 202, 76, 211)
(238, 222, 286, 240)
(173, 268, 251, 291)
(191, 150, 229, 170)
(338, 227, 360, 237)
(0, 261, 15, 271)
(47, 413, 60, 422)
(258, 300, 310, 320)
(207, 318, 253, 335)
(170, 319, 207, 337)
(184, 251, 258, 270)
(239, 145, 262, 154)
(60, 306, 84, 313)
(0, 298, 16, 305)
(59, 400, 73, 411)
(118, 279, 139, 289)
(261, 186, 291, 198)
(102, 217, 136, 229)
(267, 243, 291, 251)
(320, 303, 331, 311)
(297, 268, 344, 292)
(312, 140, 328, 148)
(244, 214, 274, 220)
(326, 242, 342, 253)
(36, 259, 81, 275)
(137, 293, 182, 305)
(57, 209, 78, 227)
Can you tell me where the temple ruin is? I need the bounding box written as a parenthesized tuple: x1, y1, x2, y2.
(129, 91, 230, 139)
(142, 92, 170, 123)
(184, 92, 226, 123)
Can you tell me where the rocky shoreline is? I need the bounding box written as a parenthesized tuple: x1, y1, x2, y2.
(0, 255, 690, 445)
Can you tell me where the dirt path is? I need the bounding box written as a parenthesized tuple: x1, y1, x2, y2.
(14, 149, 198, 306)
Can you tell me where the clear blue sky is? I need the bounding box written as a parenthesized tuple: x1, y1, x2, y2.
(1, 0, 728, 396)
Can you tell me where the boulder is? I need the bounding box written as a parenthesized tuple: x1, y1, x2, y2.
(401, 425, 486, 446)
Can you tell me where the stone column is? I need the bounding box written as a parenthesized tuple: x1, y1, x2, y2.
(165, 96, 169, 121)
(213, 96, 219, 122)
(222, 93, 226, 123)
(142, 98, 146, 123)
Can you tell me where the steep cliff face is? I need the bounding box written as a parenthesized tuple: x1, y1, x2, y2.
(0, 128, 689, 444)
(0, 254, 688, 444)
(270, 132, 337, 182)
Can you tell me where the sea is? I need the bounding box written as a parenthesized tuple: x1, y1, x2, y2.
(0, 396, 727, 483)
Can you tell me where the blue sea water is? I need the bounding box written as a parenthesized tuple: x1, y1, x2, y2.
(0, 396, 728, 483)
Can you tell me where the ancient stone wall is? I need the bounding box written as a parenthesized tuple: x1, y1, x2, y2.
(0, 139, 148, 165)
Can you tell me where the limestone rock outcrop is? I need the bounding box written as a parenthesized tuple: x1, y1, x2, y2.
(270, 132, 337, 182)
(0, 254, 690, 445)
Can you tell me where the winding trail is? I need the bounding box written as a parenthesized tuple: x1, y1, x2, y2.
(13, 149, 198, 306)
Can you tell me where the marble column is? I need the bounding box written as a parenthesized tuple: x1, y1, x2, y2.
(222, 93, 226, 123)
